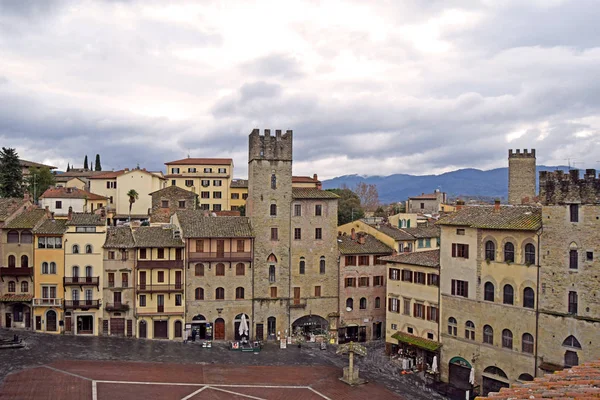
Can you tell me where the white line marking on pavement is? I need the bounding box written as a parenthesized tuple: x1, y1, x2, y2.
(207, 386, 267, 400)
(308, 387, 333, 400)
(180, 385, 208, 400)
(95, 380, 204, 386)
(42, 365, 92, 381)
(92, 381, 97, 400)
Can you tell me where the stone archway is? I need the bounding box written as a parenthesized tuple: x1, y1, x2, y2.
(292, 315, 328, 339)
(448, 357, 472, 391)
(482, 366, 509, 396)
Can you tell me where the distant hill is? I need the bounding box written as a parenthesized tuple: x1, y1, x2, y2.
(322, 166, 570, 204)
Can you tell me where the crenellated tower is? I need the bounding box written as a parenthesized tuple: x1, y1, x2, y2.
(508, 149, 536, 205)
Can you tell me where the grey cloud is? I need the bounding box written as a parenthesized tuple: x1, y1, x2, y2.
(243, 53, 304, 79)
(0, 0, 66, 18)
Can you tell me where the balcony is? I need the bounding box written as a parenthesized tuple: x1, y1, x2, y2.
(136, 260, 184, 269)
(63, 276, 100, 287)
(137, 306, 184, 316)
(0, 267, 33, 279)
(105, 302, 130, 312)
(136, 284, 183, 293)
(64, 300, 101, 310)
(188, 252, 252, 262)
(33, 298, 62, 307)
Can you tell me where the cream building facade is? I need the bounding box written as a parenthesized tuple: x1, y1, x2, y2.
(39, 187, 107, 216)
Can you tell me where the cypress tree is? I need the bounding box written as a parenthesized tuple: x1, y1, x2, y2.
(0, 147, 24, 198)
(94, 154, 102, 171)
(66, 163, 70, 172)
(84, 155, 88, 170)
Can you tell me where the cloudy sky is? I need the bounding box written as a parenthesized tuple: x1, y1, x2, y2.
(1, 0, 599, 179)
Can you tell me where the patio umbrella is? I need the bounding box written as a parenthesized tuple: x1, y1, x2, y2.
(239, 314, 249, 337)
(431, 356, 438, 373)
(469, 367, 475, 385)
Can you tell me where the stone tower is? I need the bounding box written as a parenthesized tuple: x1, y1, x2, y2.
(508, 149, 536, 205)
(248, 129, 293, 339)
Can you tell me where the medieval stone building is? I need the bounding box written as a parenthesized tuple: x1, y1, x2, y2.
(508, 149, 536, 205)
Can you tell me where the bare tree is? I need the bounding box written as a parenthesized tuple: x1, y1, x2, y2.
(355, 182, 380, 212)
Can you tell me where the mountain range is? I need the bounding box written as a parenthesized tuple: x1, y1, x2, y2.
(322, 166, 571, 204)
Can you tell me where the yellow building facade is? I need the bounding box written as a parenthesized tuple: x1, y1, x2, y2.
(229, 179, 248, 212)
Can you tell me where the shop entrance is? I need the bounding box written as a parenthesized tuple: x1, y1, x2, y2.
(77, 315, 94, 334)
(292, 315, 328, 340)
(191, 314, 210, 340)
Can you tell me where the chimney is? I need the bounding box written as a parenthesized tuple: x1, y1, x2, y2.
(23, 192, 30, 202)
(68, 206, 73, 220)
(358, 233, 366, 245)
(45, 206, 51, 219)
(456, 200, 465, 211)
(494, 199, 500, 212)
(350, 228, 356, 240)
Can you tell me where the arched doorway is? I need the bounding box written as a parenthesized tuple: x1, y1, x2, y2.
(46, 310, 57, 332)
(139, 321, 147, 338)
(448, 357, 472, 392)
(234, 313, 250, 341)
(292, 315, 328, 339)
(482, 366, 509, 396)
(191, 314, 208, 340)
(214, 318, 225, 340)
(267, 317, 276, 340)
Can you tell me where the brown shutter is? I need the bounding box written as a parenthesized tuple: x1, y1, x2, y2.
(389, 268, 393, 279)
(465, 244, 469, 259)
(388, 298, 392, 312)
(413, 303, 417, 317)
(427, 306, 431, 321)
(465, 281, 469, 297)
(452, 243, 456, 257)
(409, 271, 413, 282)
(451, 279, 456, 295)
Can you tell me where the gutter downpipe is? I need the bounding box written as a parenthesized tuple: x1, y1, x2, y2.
(534, 226, 542, 377)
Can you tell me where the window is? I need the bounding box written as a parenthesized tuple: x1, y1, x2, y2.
(565, 351, 579, 368)
(178, 201, 186, 208)
(570, 204, 579, 222)
(21, 281, 28, 292)
(503, 284, 514, 305)
(319, 257, 326, 274)
(570, 249, 578, 269)
(7, 231, 19, 243)
(171, 179, 177, 186)
(200, 204, 209, 210)
(271, 228, 278, 241)
(428, 306, 439, 322)
(203, 168, 212, 173)
(294, 228, 301, 240)
(375, 297, 381, 308)
(402, 269, 413, 282)
(315, 286, 321, 297)
(414, 303, 425, 319)
(216, 263, 225, 276)
(195, 287, 204, 300)
(418, 239, 424, 248)
(345, 277, 356, 287)
(237, 240, 244, 252)
(451, 279, 468, 297)
(108, 273, 115, 287)
(37, 237, 46, 249)
(139, 249, 147, 259)
(49, 262, 56, 274)
(85, 266, 92, 277)
(587, 251, 594, 261)
(139, 295, 146, 307)
(465, 321, 475, 340)
(403, 298, 411, 315)
(484, 282, 495, 301)
(389, 268, 400, 280)
(72, 244, 79, 254)
(236, 287, 245, 299)
(8, 281, 15, 292)
(270, 287, 277, 298)
(201, 191, 209, 199)
(270, 204, 277, 216)
(425, 238, 431, 248)
(8, 255, 15, 268)
(523, 287, 535, 308)
(213, 180, 222, 187)
(502, 329, 513, 349)
(414, 272, 426, 285)
(213, 191, 222, 199)
(315, 228, 322, 240)
(121, 273, 128, 288)
(242, 193, 248, 200)
(299, 259, 305, 274)
(175, 294, 182, 306)
(524, 243, 535, 265)
(231, 193, 239, 199)
(315, 204, 322, 216)
(420, 202, 425, 209)
(358, 277, 369, 287)
(522, 333, 534, 354)
(269, 265, 276, 282)
(236, 263, 245, 276)
(215, 287, 225, 300)
(427, 274, 439, 286)
(456, 228, 465, 235)
(504, 242, 515, 263)
(157, 248, 164, 259)
(568, 291, 578, 314)
(41, 262, 48, 274)
(387, 297, 399, 313)
(271, 174, 276, 189)
(294, 204, 301, 216)
(195, 263, 204, 276)
(359, 297, 367, 309)
(157, 271, 164, 283)
(451, 243, 469, 258)
(391, 323, 398, 330)
(188, 167, 196, 172)
(218, 168, 226, 173)
(427, 332, 434, 340)
(373, 276, 384, 286)
(185, 180, 194, 187)
(483, 325, 494, 344)
(55, 201, 62, 209)
(485, 241, 495, 261)
(108, 251, 115, 260)
(448, 317, 457, 336)
(201, 180, 210, 187)
(171, 167, 180, 174)
(358, 256, 369, 266)
(346, 298, 354, 310)
(85, 244, 92, 254)
(345, 256, 357, 266)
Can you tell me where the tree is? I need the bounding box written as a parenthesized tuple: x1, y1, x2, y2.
(354, 182, 380, 212)
(0, 147, 23, 198)
(66, 163, 70, 172)
(83, 155, 88, 170)
(26, 167, 56, 202)
(326, 188, 364, 225)
(126, 189, 139, 222)
(238, 204, 246, 216)
(373, 206, 387, 218)
(94, 154, 102, 171)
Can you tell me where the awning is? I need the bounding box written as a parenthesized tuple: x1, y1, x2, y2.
(0, 294, 33, 303)
(392, 331, 442, 352)
(539, 362, 564, 372)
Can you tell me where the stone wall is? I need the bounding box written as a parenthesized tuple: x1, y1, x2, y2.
(508, 149, 536, 205)
(102, 249, 135, 336)
(539, 169, 600, 205)
(150, 187, 196, 223)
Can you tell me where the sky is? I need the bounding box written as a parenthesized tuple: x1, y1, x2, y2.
(1, 0, 599, 179)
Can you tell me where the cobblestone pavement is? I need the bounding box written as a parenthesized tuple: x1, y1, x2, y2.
(0, 329, 447, 400)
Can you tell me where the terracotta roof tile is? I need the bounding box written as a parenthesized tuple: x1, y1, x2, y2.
(0, 294, 33, 302)
(176, 210, 253, 238)
(373, 224, 415, 241)
(165, 158, 233, 166)
(230, 179, 248, 188)
(66, 213, 105, 226)
(292, 176, 320, 183)
(402, 225, 440, 239)
(5, 209, 46, 229)
(35, 219, 68, 235)
(380, 249, 440, 268)
(19, 159, 56, 169)
(87, 170, 127, 179)
(133, 226, 185, 248)
(436, 205, 541, 231)
(0, 198, 27, 222)
(337, 234, 394, 255)
(409, 192, 439, 200)
(40, 187, 107, 200)
(292, 188, 339, 199)
(149, 185, 196, 197)
(104, 226, 136, 248)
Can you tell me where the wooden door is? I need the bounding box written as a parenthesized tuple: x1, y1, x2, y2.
(139, 321, 147, 338)
(157, 295, 164, 313)
(25, 312, 30, 328)
(46, 310, 57, 332)
(214, 318, 225, 340)
(153, 321, 168, 339)
(127, 319, 133, 337)
(139, 271, 146, 290)
(35, 316, 42, 330)
(103, 320, 109, 335)
(175, 271, 182, 289)
(255, 324, 264, 341)
(65, 316, 72, 333)
(216, 240, 225, 258)
(110, 318, 125, 336)
(5, 313, 11, 328)
(294, 287, 301, 305)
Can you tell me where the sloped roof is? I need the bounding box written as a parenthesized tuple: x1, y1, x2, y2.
(0, 294, 34, 302)
(0, 198, 26, 223)
(373, 224, 415, 241)
(391, 331, 442, 352)
(40, 187, 107, 200)
(381, 249, 440, 268)
(5, 209, 46, 229)
(149, 185, 196, 197)
(66, 213, 105, 226)
(165, 158, 233, 166)
(19, 159, 56, 170)
(402, 225, 440, 239)
(87, 170, 127, 179)
(104, 226, 135, 248)
(436, 205, 541, 231)
(292, 188, 339, 199)
(133, 226, 185, 248)
(337, 234, 394, 255)
(230, 179, 248, 188)
(55, 170, 106, 178)
(176, 210, 253, 238)
(476, 360, 600, 399)
(35, 219, 68, 235)
(292, 176, 320, 184)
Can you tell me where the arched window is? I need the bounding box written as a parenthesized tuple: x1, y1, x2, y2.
(518, 373, 534, 382)
(270, 204, 277, 216)
(319, 257, 326, 274)
(359, 297, 367, 309)
(485, 241, 495, 261)
(504, 242, 514, 262)
(236, 263, 245, 276)
(7, 230, 19, 243)
(503, 284, 514, 305)
(85, 244, 93, 254)
(271, 174, 277, 189)
(299, 258, 305, 275)
(85, 266, 92, 277)
(524, 243, 535, 265)
(267, 254, 277, 263)
(269, 265, 276, 282)
(20, 255, 28, 268)
(195, 263, 204, 276)
(483, 325, 493, 344)
(72, 266, 79, 277)
(215, 287, 225, 300)
(502, 329, 513, 349)
(484, 366, 508, 379)
(7, 281, 15, 292)
(484, 282, 494, 301)
(375, 297, 381, 308)
(49, 262, 56, 274)
(565, 351, 579, 367)
(72, 244, 80, 254)
(174, 321, 182, 338)
(569, 242, 578, 269)
(21, 231, 32, 244)
(8, 255, 15, 268)
(42, 262, 48, 274)
(522, 333, 534, 353)
(215, 263, 225, 276)
(465, 321, 475, 340)
(21, 281, 28, 292)
(562, 335, 582, 349)
(523, 287, 535, 308)
(346, 298, 354, 310)
(236, 287, 245, 299)
(448, 317, 457, 336)
(195, 287, 204, 300)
